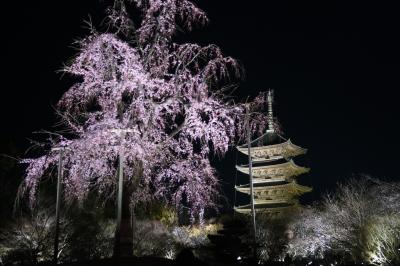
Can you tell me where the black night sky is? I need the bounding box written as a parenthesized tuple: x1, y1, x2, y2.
(1, 1, 400, 208)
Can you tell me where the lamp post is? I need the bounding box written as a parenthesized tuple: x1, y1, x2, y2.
(111, 129, 134, 258)
(51, 146, 70, 265)
(245, 105, 257, 259)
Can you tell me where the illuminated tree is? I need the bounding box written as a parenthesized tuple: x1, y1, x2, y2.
(363, 214, 400, 265)
(21, 0, 269, 251)
(286, 206, 331, 260)
(319, 178, 399, 263)
(286, 177, 400, 264)
(0, 206, 69, 264)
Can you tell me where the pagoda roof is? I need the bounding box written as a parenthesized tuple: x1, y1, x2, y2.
(236, 159, 310, 179)
(235, 181, 312, 196)
(237, 138, 307, 162)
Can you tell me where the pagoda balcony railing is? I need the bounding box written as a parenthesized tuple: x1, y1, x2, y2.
(236, 160, 310, 179)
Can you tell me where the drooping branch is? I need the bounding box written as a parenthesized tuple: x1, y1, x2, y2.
(22, 0, 271, 222)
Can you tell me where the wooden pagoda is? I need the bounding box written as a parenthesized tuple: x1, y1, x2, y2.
(234, 90, 312, 216)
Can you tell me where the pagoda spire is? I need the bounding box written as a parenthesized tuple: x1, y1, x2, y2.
(234, 90, 312, 216)
(267, 89, 275, 133)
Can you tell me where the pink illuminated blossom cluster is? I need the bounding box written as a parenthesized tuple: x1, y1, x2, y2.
(22, 0, 270, 221)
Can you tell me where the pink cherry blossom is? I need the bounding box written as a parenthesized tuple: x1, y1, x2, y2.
(22, 0, 271, 221)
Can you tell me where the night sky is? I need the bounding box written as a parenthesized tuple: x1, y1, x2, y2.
(1, 1, 400, 208)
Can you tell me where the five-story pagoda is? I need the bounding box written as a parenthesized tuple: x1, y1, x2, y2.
(234, 90, 311, 216)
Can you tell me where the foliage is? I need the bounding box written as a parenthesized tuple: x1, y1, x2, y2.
(0, 198, 117, 265)
(171, 223, 221, 249)
(320, 178, 400, 263)
(284, 177, 400, 265)
(62, 207, 115, 261)
(363, 214, 400, 265)
(21, 0, 270, 223)
(255, 213, 293, 262)
(134, 201, 178, 227)
(253, 177, 400, 265)
(0, 206, 68, 265)
(132, 219, 173, 258)
(131, 218, 220, 259)
(286, 206, 330, 260)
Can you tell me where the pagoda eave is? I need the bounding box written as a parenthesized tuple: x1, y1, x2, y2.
(236, 138, 307, 160)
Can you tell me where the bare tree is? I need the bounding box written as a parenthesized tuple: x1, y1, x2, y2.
(286, 177, 400, 265)
(363, 214, 400, 265)
(0, 207, 69, 264)
(286, 206, 331, 260)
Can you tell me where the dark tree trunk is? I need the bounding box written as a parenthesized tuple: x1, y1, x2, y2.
(113, 157, 141, 258)
(114, 183, 134, 257)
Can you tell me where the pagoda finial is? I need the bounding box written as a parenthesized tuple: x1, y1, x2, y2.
(267, 89, 274, 133)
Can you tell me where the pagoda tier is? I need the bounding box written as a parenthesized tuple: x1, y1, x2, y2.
(235, 181, 312, 201)
(235, 160, 309, 181)
(237, 139, 307, 162)
(234, 201, 299, 214)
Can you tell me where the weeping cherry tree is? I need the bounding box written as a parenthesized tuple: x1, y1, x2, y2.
(21, 0, 270, 256)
